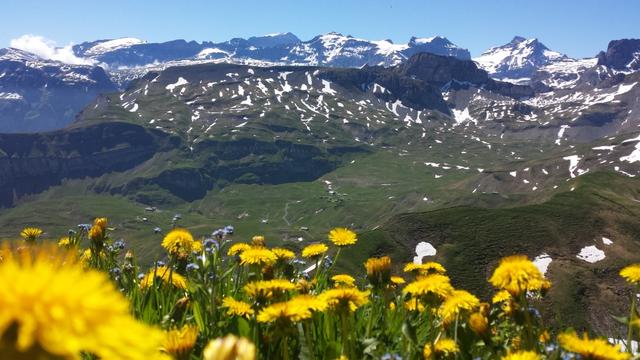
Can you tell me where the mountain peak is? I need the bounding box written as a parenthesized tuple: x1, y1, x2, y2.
(510, 36, 528, 44)
(474, 37, 565, 79)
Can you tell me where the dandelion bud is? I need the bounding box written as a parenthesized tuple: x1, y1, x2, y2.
(364, 256, 391, 287)
(203, 335, 256, 360)
(251, 235, 266, 247)
(468, 312, 489, 335)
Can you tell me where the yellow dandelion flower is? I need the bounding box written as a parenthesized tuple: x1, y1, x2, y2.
(492, 290, 512, 304)
(391, 276, 406, 285)
(297, 278, 315, 294)
(228, 242, 251, 256)
(301, 243, 329, 258)
(239, 247, 277, 266)
(404, 298, 426, 312)
(319, 287, 370, 312)
(289, 294, 329, 312)
(489, 255, 549, 296)
(162, 228, 198, 258)
(93, 217, 108, 230)
(539, 330, 551, 343)
(203, 335, 255, 360)
(0, 244, 164, 360)
(140, 266, 188, 290)
(468, 312, 489, 335)
(57, 236, 71, 247)
(438, 289, 480, 325)
(558, 332, 629, 360)
(332, 274, 356, 287)
(161, 324, 199, 360)
(424, 338, 459, 359)
(502, 351, 541, 360)
(403, 274, 454, 300)
(20, 227, 43, 242)
(88, 224, 105, 242)
(404, 262, 446, 275)
(620, 264, 640, 285)
(272, 247, 295, 260)
(365, 256, 392, 287)
(244, 279, 296, 299)
(222, 297, 255, 317)
(251, 235, 266, 247)
(257, 300, 313, 323)
(328, 227, 357, 246)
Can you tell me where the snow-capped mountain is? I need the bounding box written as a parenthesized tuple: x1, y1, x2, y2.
(71, 32, 470, 71)
(474, 36, 566, 81)
(0, 48, 117, 133)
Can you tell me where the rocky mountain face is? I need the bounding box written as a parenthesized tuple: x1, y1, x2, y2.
(0, 48, 117, 133)
(597, 38, 640, 71)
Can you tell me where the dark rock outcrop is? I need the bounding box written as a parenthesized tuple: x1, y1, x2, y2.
(597, 39, 640, 71)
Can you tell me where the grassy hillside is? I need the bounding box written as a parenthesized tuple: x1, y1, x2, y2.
(347, 172, 640, 332)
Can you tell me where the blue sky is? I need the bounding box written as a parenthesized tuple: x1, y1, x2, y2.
(3, 0, 639, 58)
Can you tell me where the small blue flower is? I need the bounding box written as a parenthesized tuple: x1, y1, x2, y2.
(77, 223, 92, 231)
(155, 260, 166, 267)
(137, 272, 145, 280)
(186, 263, 200, 271)
(114, 239, 126, 250)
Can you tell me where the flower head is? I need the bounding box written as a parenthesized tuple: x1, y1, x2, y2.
(404, 262, 446, 275)
(558, 332, 629, 360)
(391, 276, 406, 285)
(140, 266, 188, 290)
(468, 312, 489, 335)
(501, 351, 541, 360)
(162, 228, 198, 259)
(489, 255, 549, 296)
(332, 274, 356, 287)
(319, 287, 370, 312)
(57, 236, 71, 247)
(620, 264, 640, 285)
(161, 324, 199, 360)
(438, 289, 480, 325)
(328, 227, 357, 246)
(423, 338, 458, 359)
(365, 256, 392, 287)
(257, 300, 313, 324)
(20, 227, 43, 243)
(93, 217, 108, 230)
(222, 297, 255, 317)
(272, 247, 295, 261)
(403, 274, 454, 300)
(239, 247, 277, 266)
(203, 335, 255, 360)
(244, 279, 296, 300)
(228, 243, 251, 256)
(0, 244, 164, 359)
(301, 243, 329, 258)
(251, 235, 266, 247)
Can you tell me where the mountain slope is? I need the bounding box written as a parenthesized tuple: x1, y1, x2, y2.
(0, 48, 117, 133)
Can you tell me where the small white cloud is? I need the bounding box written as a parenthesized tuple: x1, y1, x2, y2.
(9, 34, 95, 66)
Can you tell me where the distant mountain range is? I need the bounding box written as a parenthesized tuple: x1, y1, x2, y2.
(0, 32, 639, 132)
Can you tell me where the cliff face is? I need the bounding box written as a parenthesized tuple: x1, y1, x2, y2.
(0, 121, 365, 206)
(0, 122, 174, 206)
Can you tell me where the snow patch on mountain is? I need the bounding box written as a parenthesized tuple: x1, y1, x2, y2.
(84, 38, 145, 56)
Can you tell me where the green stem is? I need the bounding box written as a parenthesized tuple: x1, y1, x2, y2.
(627, 292, 636, 354)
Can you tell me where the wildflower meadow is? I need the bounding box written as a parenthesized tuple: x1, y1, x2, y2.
(1, 217, 639, 360)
